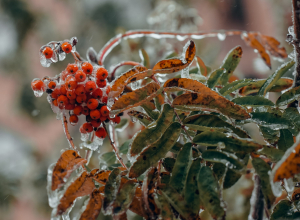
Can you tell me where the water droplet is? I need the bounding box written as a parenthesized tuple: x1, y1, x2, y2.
(181, 67, 190, 79)
(34, 90, 44, 97)
(217, 32, 226, 41)
(40, 55, 51, 67)
(59, 52, 66, 61)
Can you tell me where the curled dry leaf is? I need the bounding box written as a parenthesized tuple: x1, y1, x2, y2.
(196, 56, 207, 76)
(57, 171, 95, 215)
(152, 40, 196, 73)
(92, 170, 111, 185)
(242, 32, 271, 69)
(111, 82, 161, 115)
(260, 35, 287, 59)
(129, 186, 149, 218)
(79, 187, 104, 220)
(52, 150, 87, 191)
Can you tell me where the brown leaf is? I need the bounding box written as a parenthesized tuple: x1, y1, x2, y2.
(111, 82, 161, 115)
(92, 170, 111, 185)
(164, 78, 206, 93)
(52, 150, 87, 191)
(153, 41, 196, 73)
(242, 32, 271, 69)
(260, 35, 288, 59)
(79, 189, 103, 220)
(292, 188, 300, 201)
(57, 171, 95, 215)
(196, 56, 208, 76)
(129, 186, 149, 219)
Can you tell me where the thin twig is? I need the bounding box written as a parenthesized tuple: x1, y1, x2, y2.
(62, 115, 76, 150)
(102, 122, 127, 169)
(110, 61, 142, 81)
(248, 175, 264, 220)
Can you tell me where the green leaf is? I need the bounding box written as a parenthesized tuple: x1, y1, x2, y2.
(156, 194, 174, 219)
(127, 110, 154, 126)
(198, 166, 225, 219)
(283, 107, 300, 135)
(154, 95, 163, 112)
(202, 150, 245, 171)
(160, 172, 171, 184)
(129, 122, 181, 178)
(276, 86, 300, 106)
(183, 114, 248, 138)
(171, 142, 184, 154)
(113, 180, 137, 215)
(219, 79, 254, 96)
(103, 168, 122, 213)
(130, 104, 175, 156)
(193, 131, 262, 153)
(119, 140, 131, 155)
(162, 157, 176, 173)
(141, 103, 160, 120)
(219, 46, 243, 85)
(207, 68, 225, 88)
(257, 146, 284, 163)
(270, 200, 300, 220)
(232, 96, 274, 106)
(169, 143, 192, 192)
(161, 186, 196, 219)
(258, 60, 295, 96)
(251, 112, 291, 129)
(114, 118, 129, 132)
(196, 56, 208, 76)
(184, 158, 202, 215)
(139, 49, 150, 69)
(252, 158, 276, 209)
(259, 126, 280, 144)
(99, 152, 116, 168)
(278, 129, 294, 152)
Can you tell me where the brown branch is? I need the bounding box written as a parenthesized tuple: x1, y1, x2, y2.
(102, 122, 127, 169)
(110, 61, 142, 81)
(62, 115, 76, 150)
(249, 175, 264, 220)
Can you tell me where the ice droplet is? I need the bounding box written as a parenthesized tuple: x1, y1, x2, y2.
(217, 32, 226, 41)
(269, 171, 282, 197)
(288, 26, 295, 36)
(34, 90, 44, 97)
(284, 177, 294, 194)
(47, 163, 62, 208)
(181, 67, 190, 79)
(40, 55, 51, 67)
(176, 35, 188, 41)
(71, 45, 76, 53)
(107, 97, 115, 109)
(59, 52, 66, 61)
(81, 133, 89, 142)
(131, 81, 139, 90)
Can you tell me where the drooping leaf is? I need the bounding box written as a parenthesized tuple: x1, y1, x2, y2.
(169, 143, 192, 192)
(219, 78, 255, 96)
(139, 49, 150, 69)
(260, 35, 288, 59)
(270, 200, 300, 220)
(156, 194, 174, 220)
(99, 152, 116, 168)
(193, 131, 262, 153)
(110, 66, 148, 98)
(162, 158, 176, 173)
(219, 46, 243, 85)
(239, 78, 293, 96)
(283, 107, 300, 135)
(184, 158, 202, 215)
(257, 146, 284, 163)
(198, 166, 225, 219)
(119, 140, 131, 155)
(115, 119, 129, 132)
(278, 129, 294, 152)
(141, 102, 160, 120)
(129, 187, 148, 218)
(276, 86, 300, 106)
(213, 163, 242, 189)
(103, 168, 122, 213)
(183, 114, 248, 138)
(154, 94, 164, 112)
(258, 60, 295, 96)
(207, 68, 225, 88)
(196, 56, 208, 76)
(57, 171, 95, 215)
(242, 32, 271, 68)
(232, 96, 274, 106)
(129, 122, 181, 178)
(127, 110, 154, 126)
(79, 188, 103, 220)
(202, 150, 245, 171)
(153, 40, 196, 74)
(52, 150, 87, 191)
(251, 112, 291, 130)
(130, 104, 174, 156)
(112, 180, 137, 215)
(252, 158, 276, 209)
(111, 82, 161, 115)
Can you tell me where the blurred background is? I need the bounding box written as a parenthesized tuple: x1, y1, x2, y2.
(0, 0, 294, 219)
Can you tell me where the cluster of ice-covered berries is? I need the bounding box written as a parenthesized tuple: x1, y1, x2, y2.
(31, 62, 122, 140)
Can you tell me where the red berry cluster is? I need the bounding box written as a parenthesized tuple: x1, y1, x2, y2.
(32, 38, 123, 141)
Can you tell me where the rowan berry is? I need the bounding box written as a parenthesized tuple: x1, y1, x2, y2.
(31, 79, 46, 91)
(92, 88, 103, 99)
(60, 84, 67, 95)
(75, 70, 86, 82)
(67, 90, 76, 99)
(48, 81, 56, 89)
(86, 115, 92, 122)
(112, 116, 121, 124)
(69, 99, 76, 105)
(66, 64, 78, 74)
(42, 47, 53, 59)
(69, 114, 78, 125)
(106, 86, 111, 95)
(65, 76, 77, 90)
(82, 106, 90, 115)
(52, 88, 61, 99)
(85, 81, 96, 93)
(53, 99, 58, 106)
(96, 67, 108, 80)
(81, 62, 93, 75)
(100, 116, 107, 121)
(65, 103, 75, 110)
(61, 42, 72, 54)
(102, 96, 108, 104)
(96, 79, 107, 88)
(95, 127, 107, 138)
(57, 95, 69, 106)
(76, 94, 87, 104)
(82, 122, 93, 133)
(100, 105, 109, 117)
(90, 109, 101, 120)
(91, 120, 101, 128)
(80, 125, 87, 134)
(74, 106, 83, 115)
(87, 99, 98, 110)
(75, 85, 85, 96)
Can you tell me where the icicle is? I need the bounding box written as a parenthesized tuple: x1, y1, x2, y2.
(181, 67, 190, 79)
(269, 170, 283, 197)
(47, 163, 63, 208)
(284, 177, 295, 194)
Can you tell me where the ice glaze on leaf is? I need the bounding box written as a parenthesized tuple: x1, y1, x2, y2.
(92, 170, 111, 185)
(139, 49, 150, 69)
(219, 78, 254, 96)
(79, 189, 103, 220)
(260, 35, 288, 59)
(127, 110, 153, 126)
(232, 96, 274, 106)
(52, 150, 87, 191)
(257, 146, 284, 163)
(129, 122, 181, 178)
(196, 56, 208, 76)
(276, 86, 300, 106)
(207, 68, 225, 88)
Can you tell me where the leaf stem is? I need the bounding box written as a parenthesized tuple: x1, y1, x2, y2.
(62, 115, 76, 151)
(102, 122, 127, 169)
(109, 61, 142, 81)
